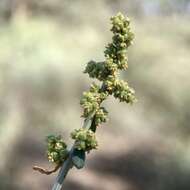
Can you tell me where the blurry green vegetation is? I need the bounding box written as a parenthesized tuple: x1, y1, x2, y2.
(0, 1, 190, 190)
(1, 0, 190, 22)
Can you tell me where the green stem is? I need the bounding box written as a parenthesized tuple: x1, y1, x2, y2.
(51, 81, 106, 190)
(51, 149, 73, 190)
(51, 112, 95, 190)
(47, 13, 135, 190)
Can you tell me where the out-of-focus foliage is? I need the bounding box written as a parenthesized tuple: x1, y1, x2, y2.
(1, 0, 190, 22)
(0, 1, 190, 190)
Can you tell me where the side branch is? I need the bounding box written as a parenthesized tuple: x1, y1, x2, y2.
(33, 164, 61, 175)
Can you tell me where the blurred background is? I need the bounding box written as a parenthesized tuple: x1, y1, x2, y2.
(0, 0, 190, 189)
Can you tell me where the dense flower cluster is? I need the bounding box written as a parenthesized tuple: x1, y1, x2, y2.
(104, 76, 136, 103)
(71, 128, 98, 151)
(80, 83, 108, 125)
(47, 135, 69, 164)
(82, 12, 136, 126)
(43, 12, 136, 167)
(94, 107, 108, 126)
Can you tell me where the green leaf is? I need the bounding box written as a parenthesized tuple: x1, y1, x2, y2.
(72, 149, 86, 169)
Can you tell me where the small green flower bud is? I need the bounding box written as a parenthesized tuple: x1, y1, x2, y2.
(71, 128, 98, 151)
(94, 107, 108, 126)
(50, 152, 59, 163)
(46, 135, 68, 164)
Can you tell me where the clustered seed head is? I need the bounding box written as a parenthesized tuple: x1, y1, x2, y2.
(84, 61, 108, 81)
(94, 107, 108, 126)
(71, 128, 98, 151)
(80, 83, 108, 121)
(45, 13, 136, 165)
(82, 12, 136, 125)
(104, 77, 136, 103)
(47, 135, 69, 164)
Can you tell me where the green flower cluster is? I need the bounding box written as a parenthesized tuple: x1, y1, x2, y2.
(71, 128, 98, 151)
(44, 13, 136, 167)
(47, 135, 69, 164)
(94, 107, 108, 126)
(82, 12, 136, 124)
(80, 83, 108, 126)
(84, 61, 108, 81)
(104, 76, 136, 103)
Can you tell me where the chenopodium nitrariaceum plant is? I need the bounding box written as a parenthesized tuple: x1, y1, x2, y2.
(33, 12, 136, 178)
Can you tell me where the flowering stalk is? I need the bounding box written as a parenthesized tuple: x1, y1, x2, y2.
(33, 12, 136, 189)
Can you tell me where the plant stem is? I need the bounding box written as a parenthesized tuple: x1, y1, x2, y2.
(51, 112, 95, 190)
(51, 82, 106, 190)
(51, 148, 74, 190)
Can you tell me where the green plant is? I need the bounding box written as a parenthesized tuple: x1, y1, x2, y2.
(33, 12, 136, 189)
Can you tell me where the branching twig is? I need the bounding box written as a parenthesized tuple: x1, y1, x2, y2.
(33, 164, 61, 175)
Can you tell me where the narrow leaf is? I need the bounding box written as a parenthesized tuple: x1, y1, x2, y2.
(72, 149, 86, 169)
